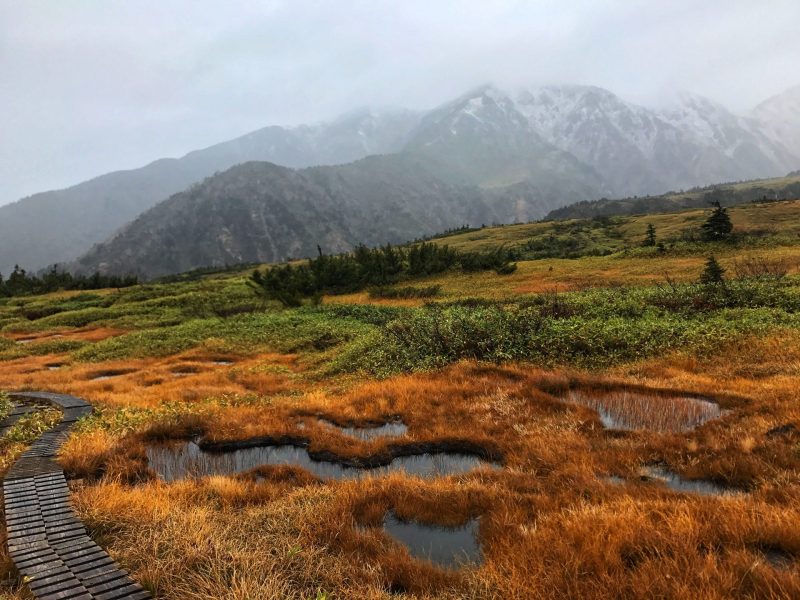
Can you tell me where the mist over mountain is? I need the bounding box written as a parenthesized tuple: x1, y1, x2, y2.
(0, 109, 420, 275)
(71, 156, 545, 278)
(2, 82, 799, 276)
(753, 84, 800, 160)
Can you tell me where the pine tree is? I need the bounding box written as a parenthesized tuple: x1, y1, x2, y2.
(701, 202, 733, 241)
(643, 223, 656, 247)
(700, 255, 726, 286)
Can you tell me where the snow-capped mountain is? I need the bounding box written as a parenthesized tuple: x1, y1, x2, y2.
(659, 91, 796, 182)
(513, 85, 797, 196)
(401, 85, 610, 220)
(753, 84, 800, 161)
(514, 85, 682, 195)
(2, 81, 799, 274)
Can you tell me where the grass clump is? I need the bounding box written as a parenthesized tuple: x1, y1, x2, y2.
(0, 391, 11, 421)
(0, 406, 62, 473)
(3, 408, 61, 444)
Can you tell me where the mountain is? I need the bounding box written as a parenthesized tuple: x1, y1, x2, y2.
(0, 109, 421, 275)
(658, 91, 796, 182)
(71, 155, 558, 278)
(514, 85, 679, 196)
(753, 85, 800, 160)
(515, 85, 797, 197)
(403, 85, 607, 194)
(4, 82, 800, 275)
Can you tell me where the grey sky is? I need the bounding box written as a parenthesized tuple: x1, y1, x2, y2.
(2, 0, 799, 205)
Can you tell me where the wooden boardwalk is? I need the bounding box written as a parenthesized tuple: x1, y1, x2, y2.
(3, 391, 151, 599)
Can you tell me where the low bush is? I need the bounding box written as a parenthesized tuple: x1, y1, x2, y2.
(335, 283, 800, 375)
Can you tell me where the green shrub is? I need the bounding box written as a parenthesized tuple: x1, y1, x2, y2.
(306, 304, 409, 326)
(335, 290, 800, 376)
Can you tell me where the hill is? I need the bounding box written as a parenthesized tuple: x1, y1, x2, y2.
(545, 173, 800, 221)
(71, 154, 573, 278)
(0, 109, 421, 275)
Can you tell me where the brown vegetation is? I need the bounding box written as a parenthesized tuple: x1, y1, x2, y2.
(2, 328, 800, 598)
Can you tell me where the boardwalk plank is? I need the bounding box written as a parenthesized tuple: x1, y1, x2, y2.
(4, 392, 151, 599)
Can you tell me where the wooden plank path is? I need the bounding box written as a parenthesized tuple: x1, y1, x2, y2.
(3, 392, 151, 599)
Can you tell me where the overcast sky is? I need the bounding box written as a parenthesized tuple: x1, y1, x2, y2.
(2, 0, 799, 205)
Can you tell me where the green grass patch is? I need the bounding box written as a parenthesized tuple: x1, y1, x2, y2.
(73, 310, 376, 362)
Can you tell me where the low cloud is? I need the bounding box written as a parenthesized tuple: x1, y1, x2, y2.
(2, 0, 799, 203)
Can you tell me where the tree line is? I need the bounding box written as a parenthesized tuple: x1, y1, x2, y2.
(0, 265, 138, 297)
(250, 242, 517, 306)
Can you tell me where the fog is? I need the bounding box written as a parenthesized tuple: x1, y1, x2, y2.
(2, 0, 799, 205)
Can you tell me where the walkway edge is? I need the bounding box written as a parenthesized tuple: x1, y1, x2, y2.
(3, 391, 152, 600)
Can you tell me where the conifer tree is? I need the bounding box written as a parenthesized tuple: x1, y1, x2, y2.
(643, 223, 656, 247)
(701, 201, 733, 241)
(700, 255, 726, 286)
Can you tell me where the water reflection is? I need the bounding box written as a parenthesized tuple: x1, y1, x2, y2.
(147, 441, 496, 482)
(566, 390, 723, 432)
(642, 466, 737, 496)
(383, 512, 481, 568)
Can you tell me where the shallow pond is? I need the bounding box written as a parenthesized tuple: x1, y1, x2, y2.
(383, 513, 481, 568)
(89, 369, 131, 381)
(147, 442, 496, 482)
(566, 390, 723, 432)
(642, 466, 737, 496)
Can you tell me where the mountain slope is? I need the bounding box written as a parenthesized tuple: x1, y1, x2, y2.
(72, 156, 523, 278)
(753, 85, 800, 160)
(0, 109, 421, 275)
(515, 85, 798, 197)
(545, 173, 800, 220)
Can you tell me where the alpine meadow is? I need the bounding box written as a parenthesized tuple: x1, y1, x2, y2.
(2, 3, 800, 600)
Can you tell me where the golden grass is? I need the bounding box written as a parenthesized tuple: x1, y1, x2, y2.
(429, 199, 800, 253)
(326, 246, 800, 305)
(32, 327, 795, 598)
(0, 348, 301, 410)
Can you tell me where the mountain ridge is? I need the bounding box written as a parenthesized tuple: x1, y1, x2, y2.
(71, 155, 542, 278)
(2, 82, 799, 274)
